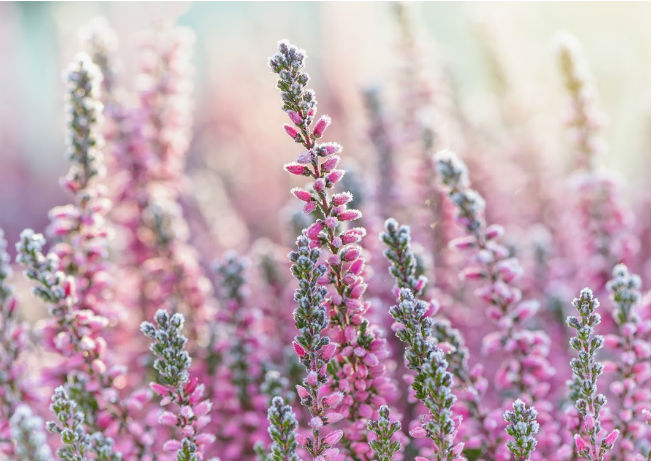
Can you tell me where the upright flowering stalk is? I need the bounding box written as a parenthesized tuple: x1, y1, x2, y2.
(367, 406, 401, 461)
(556, 33, 636, 289)
(263, 397, 301, 461)
(556, 32, 602, 171)
(605, 265, 650, 459)
(289, 236, 342, 460)
(140, 310, 214, 461)
(15, 56, 139, 449)
(435, 152, 554, 396)
(435, 150, 559, 459)
(567, 288, 619, 461)
(0, 228, 38, 458)
(271, 40, 396, 460)
(10, 405, 53, 461)
(47, 386, 121, 461)
(381, 219, 494, 455)
(503, 400, 539, 461)
(390, 289, 464, 461)
(210, 253, 268, 459)
(362, 87, 396, 219)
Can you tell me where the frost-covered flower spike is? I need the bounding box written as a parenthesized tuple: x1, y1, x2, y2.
(141, 310, 214, 461)
(390, 289, 464, 461)
(435, 150, 553, 403)
(288, 236, 342, 460)
(555, 31, 603, 170)
(263, 396, 301, 461)
(367, 405, 401, 461)
(47, 386, 121, 461)
(10, 405, 53, 461)
(605, 265, 649, 459)
(567, 288, 618, 461)
(380, 218, 492, 454)
(503, 399, 539, 461)
(272, 40, 396, 460)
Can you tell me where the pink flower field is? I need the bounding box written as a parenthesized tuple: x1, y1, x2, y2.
(0, 3, 649, 461)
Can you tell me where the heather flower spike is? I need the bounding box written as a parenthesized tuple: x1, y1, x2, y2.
(10, 405, 53, 461)
(567, 288, 617, 461)
(380, 219, 491, 454)
(503, 400, 539, 461)
(273, 39, 396, 460)
(435, 150, 553, 404)
(367, 405, 401, 461)
(606, 265, 648, 459)
(264, 396, 301, 461)
(390, 289, 463, 461)
(141, 310, 214, 461)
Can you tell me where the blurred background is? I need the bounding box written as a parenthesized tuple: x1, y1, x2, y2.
(0, 1, 649, 253)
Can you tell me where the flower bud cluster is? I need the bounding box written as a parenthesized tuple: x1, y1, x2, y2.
(503, 399, 539, 461)
(141, 310, 214, 461)
(390, 289, 464, 461)
(567, 288, 618, 461)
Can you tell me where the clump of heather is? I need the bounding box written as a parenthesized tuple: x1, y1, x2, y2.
(1, 13, 649, 461)
(567, 288, 618, 461)
(271, 39, 397, 461)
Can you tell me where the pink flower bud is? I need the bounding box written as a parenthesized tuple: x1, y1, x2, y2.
(320, 143, 342, 155)
(307, 221, 323, 239)
(327, 169, 345, 184)
(307, 371, 318, 386)
(158, 411, 177, 426)
(313, 115, 331, 138)
(163, 440, 182, 451)
(323, 392, 343, 407)
(574, 434, 587, 452)
(325, 411, 344, 423)
(604, 429, 619, 445)
(150, 383, 169, 396)
(287, 110, 302, 125)
(339, 209, 362, 221)
(292, 188, 312, 202)
(285, 163, 307, 175)
(196, 433, 216, 446)
(485, 224, 504, 239)
(284, 124, 299, 138)
(323, 429, 343, 446)
(410, 426, 427, 438)
(322, 155, 340, 172)
(293, 341, 306, 357)
(332, 192, 352, 206)
(322, 343, 337, 360)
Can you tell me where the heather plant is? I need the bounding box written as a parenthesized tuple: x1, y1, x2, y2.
(141, 310, 215, 461)
(0, 10, 648, 461)
(567, 289, 618, 461)
(271, 39, 397, 461)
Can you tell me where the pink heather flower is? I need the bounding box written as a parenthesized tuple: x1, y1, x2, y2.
(285, 163, 308, 175)
(287, 110, 303, 125)
(284, 124, 299, 138)
(313, 115, 331, 138)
